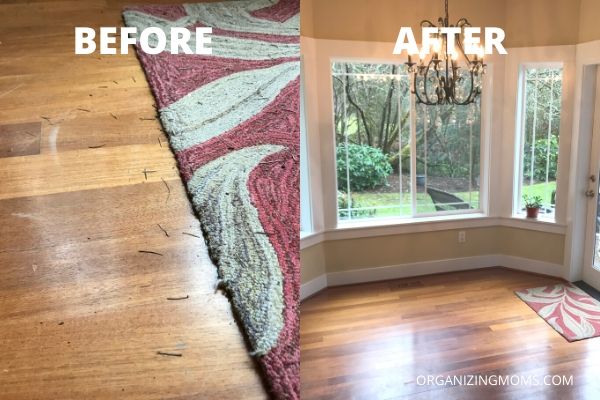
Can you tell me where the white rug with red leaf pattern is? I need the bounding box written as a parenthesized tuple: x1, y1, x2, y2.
(516, 283, 600, 342)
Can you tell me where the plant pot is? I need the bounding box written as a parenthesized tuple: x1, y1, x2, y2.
(526, 207, 540, 219)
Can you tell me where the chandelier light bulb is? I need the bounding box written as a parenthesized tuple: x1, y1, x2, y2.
(432, 38, 442, 53)
(477, 45, 485, 60)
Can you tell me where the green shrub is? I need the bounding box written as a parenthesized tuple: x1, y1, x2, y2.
(336, 143, 393, 192)
(523, 135, 559, 182)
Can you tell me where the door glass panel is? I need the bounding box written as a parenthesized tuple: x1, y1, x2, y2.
(594, 170, 600, 270)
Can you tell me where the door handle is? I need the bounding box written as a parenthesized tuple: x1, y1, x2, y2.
(585, 189, 596, 198)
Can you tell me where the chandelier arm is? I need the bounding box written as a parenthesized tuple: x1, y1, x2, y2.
(413, 72, 432, 105)
(453, 70, 478, 105)
(455, 74, 475, 105)
(459, 86, 480, 106)
(421, 19, 437, 28)
(435, 59, 443, 104)
(455, 18, 471, 28)
(455, 34, 472, 65)
(424, 59, 436, 105)
(413, 75, 427, 105)
(419, 60, 437, 105)
(450, 59, 458, 103)
(443, 51, 454, 102)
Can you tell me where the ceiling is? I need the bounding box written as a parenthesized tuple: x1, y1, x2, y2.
(301, 0, 600, 47)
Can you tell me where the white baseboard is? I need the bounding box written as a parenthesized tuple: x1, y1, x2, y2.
(500, 255, 564, 278)
(300, 254, 565, 297)
(300, 274, 327, 300)
(326, 255, 501, 286)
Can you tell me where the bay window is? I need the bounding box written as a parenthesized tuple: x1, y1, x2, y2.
(332, 61, 483, 222)
(300, 62, 312, 234)
(514, 66, 563, 218)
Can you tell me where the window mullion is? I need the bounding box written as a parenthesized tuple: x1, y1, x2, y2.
(424, 107, 428, 210)
(530, 73, 539, 188)
(343, 73, 352, 220)
(545, 71, 555, 191)
(410, 77, 417, 217)
(398, 77, 403, 216)
(466, 110, 473, 208)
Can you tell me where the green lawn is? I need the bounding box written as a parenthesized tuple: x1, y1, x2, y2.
(521, 181, 556, 206)
(340, 181, 556, 220)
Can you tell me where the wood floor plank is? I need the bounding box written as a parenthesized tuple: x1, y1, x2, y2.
(300, 268, 600, 399)
(0, 0, 267, 398)
(0, 122, 41, 158)
(0, 144, 179, 200)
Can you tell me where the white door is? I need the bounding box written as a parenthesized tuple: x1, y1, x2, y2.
(582, 68, 600, 288)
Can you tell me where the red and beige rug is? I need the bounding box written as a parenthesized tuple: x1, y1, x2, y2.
(123, 1, 300, 398)
(516, 283, 600, 342)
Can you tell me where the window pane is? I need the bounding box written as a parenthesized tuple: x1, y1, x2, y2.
(415, 101, 481, 214)
(300, 61, 311, 232)
(332, 62, 394, 75)
(332, 62, 410, 221)
(519, 67, 563, 216)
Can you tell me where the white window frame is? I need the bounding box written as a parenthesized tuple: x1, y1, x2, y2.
(330, 58, 491, 225)
(300, 59, 313, 236)
(513, 62, 564, 221)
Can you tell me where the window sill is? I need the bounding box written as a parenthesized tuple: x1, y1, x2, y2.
(328, 213, 494, 240)
(503, 214, 566, 234)
(300, 230, 326, 250)
(337, 212, 487, 230)
(300, 230, 313, 240)
(299, 213, 568, 247)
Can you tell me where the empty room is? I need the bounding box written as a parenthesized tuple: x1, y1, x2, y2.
(300, 0, 600, 398)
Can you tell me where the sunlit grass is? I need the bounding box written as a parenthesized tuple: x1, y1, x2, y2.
(339, 181, 555, 220)
(521, 181, 556, 207)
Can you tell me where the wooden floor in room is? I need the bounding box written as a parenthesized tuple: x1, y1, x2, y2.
(301, 268, 600, 399)
(0, 1, 266, 399)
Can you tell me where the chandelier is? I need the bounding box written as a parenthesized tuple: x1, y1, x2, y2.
(405, 0, 485, 106)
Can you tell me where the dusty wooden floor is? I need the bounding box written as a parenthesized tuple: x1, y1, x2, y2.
(0, 0, 266, 398)
(301, 268, 600, 399)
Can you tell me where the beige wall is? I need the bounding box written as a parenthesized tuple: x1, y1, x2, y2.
(300, 241, 327, 282)
(324, 227, 498, 273)
(301, 227, 565, 282)
(579, 0, 600, 43)
(495, 227, 564, 265)
(300, 0, 314, 39)
(503, 0, 580, 47)
(301, 0, 599, 46)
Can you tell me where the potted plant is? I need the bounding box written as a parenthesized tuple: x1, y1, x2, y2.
(523, 195, 543, 218)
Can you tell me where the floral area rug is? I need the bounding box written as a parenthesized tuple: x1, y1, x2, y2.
(123, 1, 300, 398)
(515, 283, 600, 342)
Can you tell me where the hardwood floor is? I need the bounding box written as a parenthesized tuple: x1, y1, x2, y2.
(0, 1, 266, 399)
(300, 268, 600, 399)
